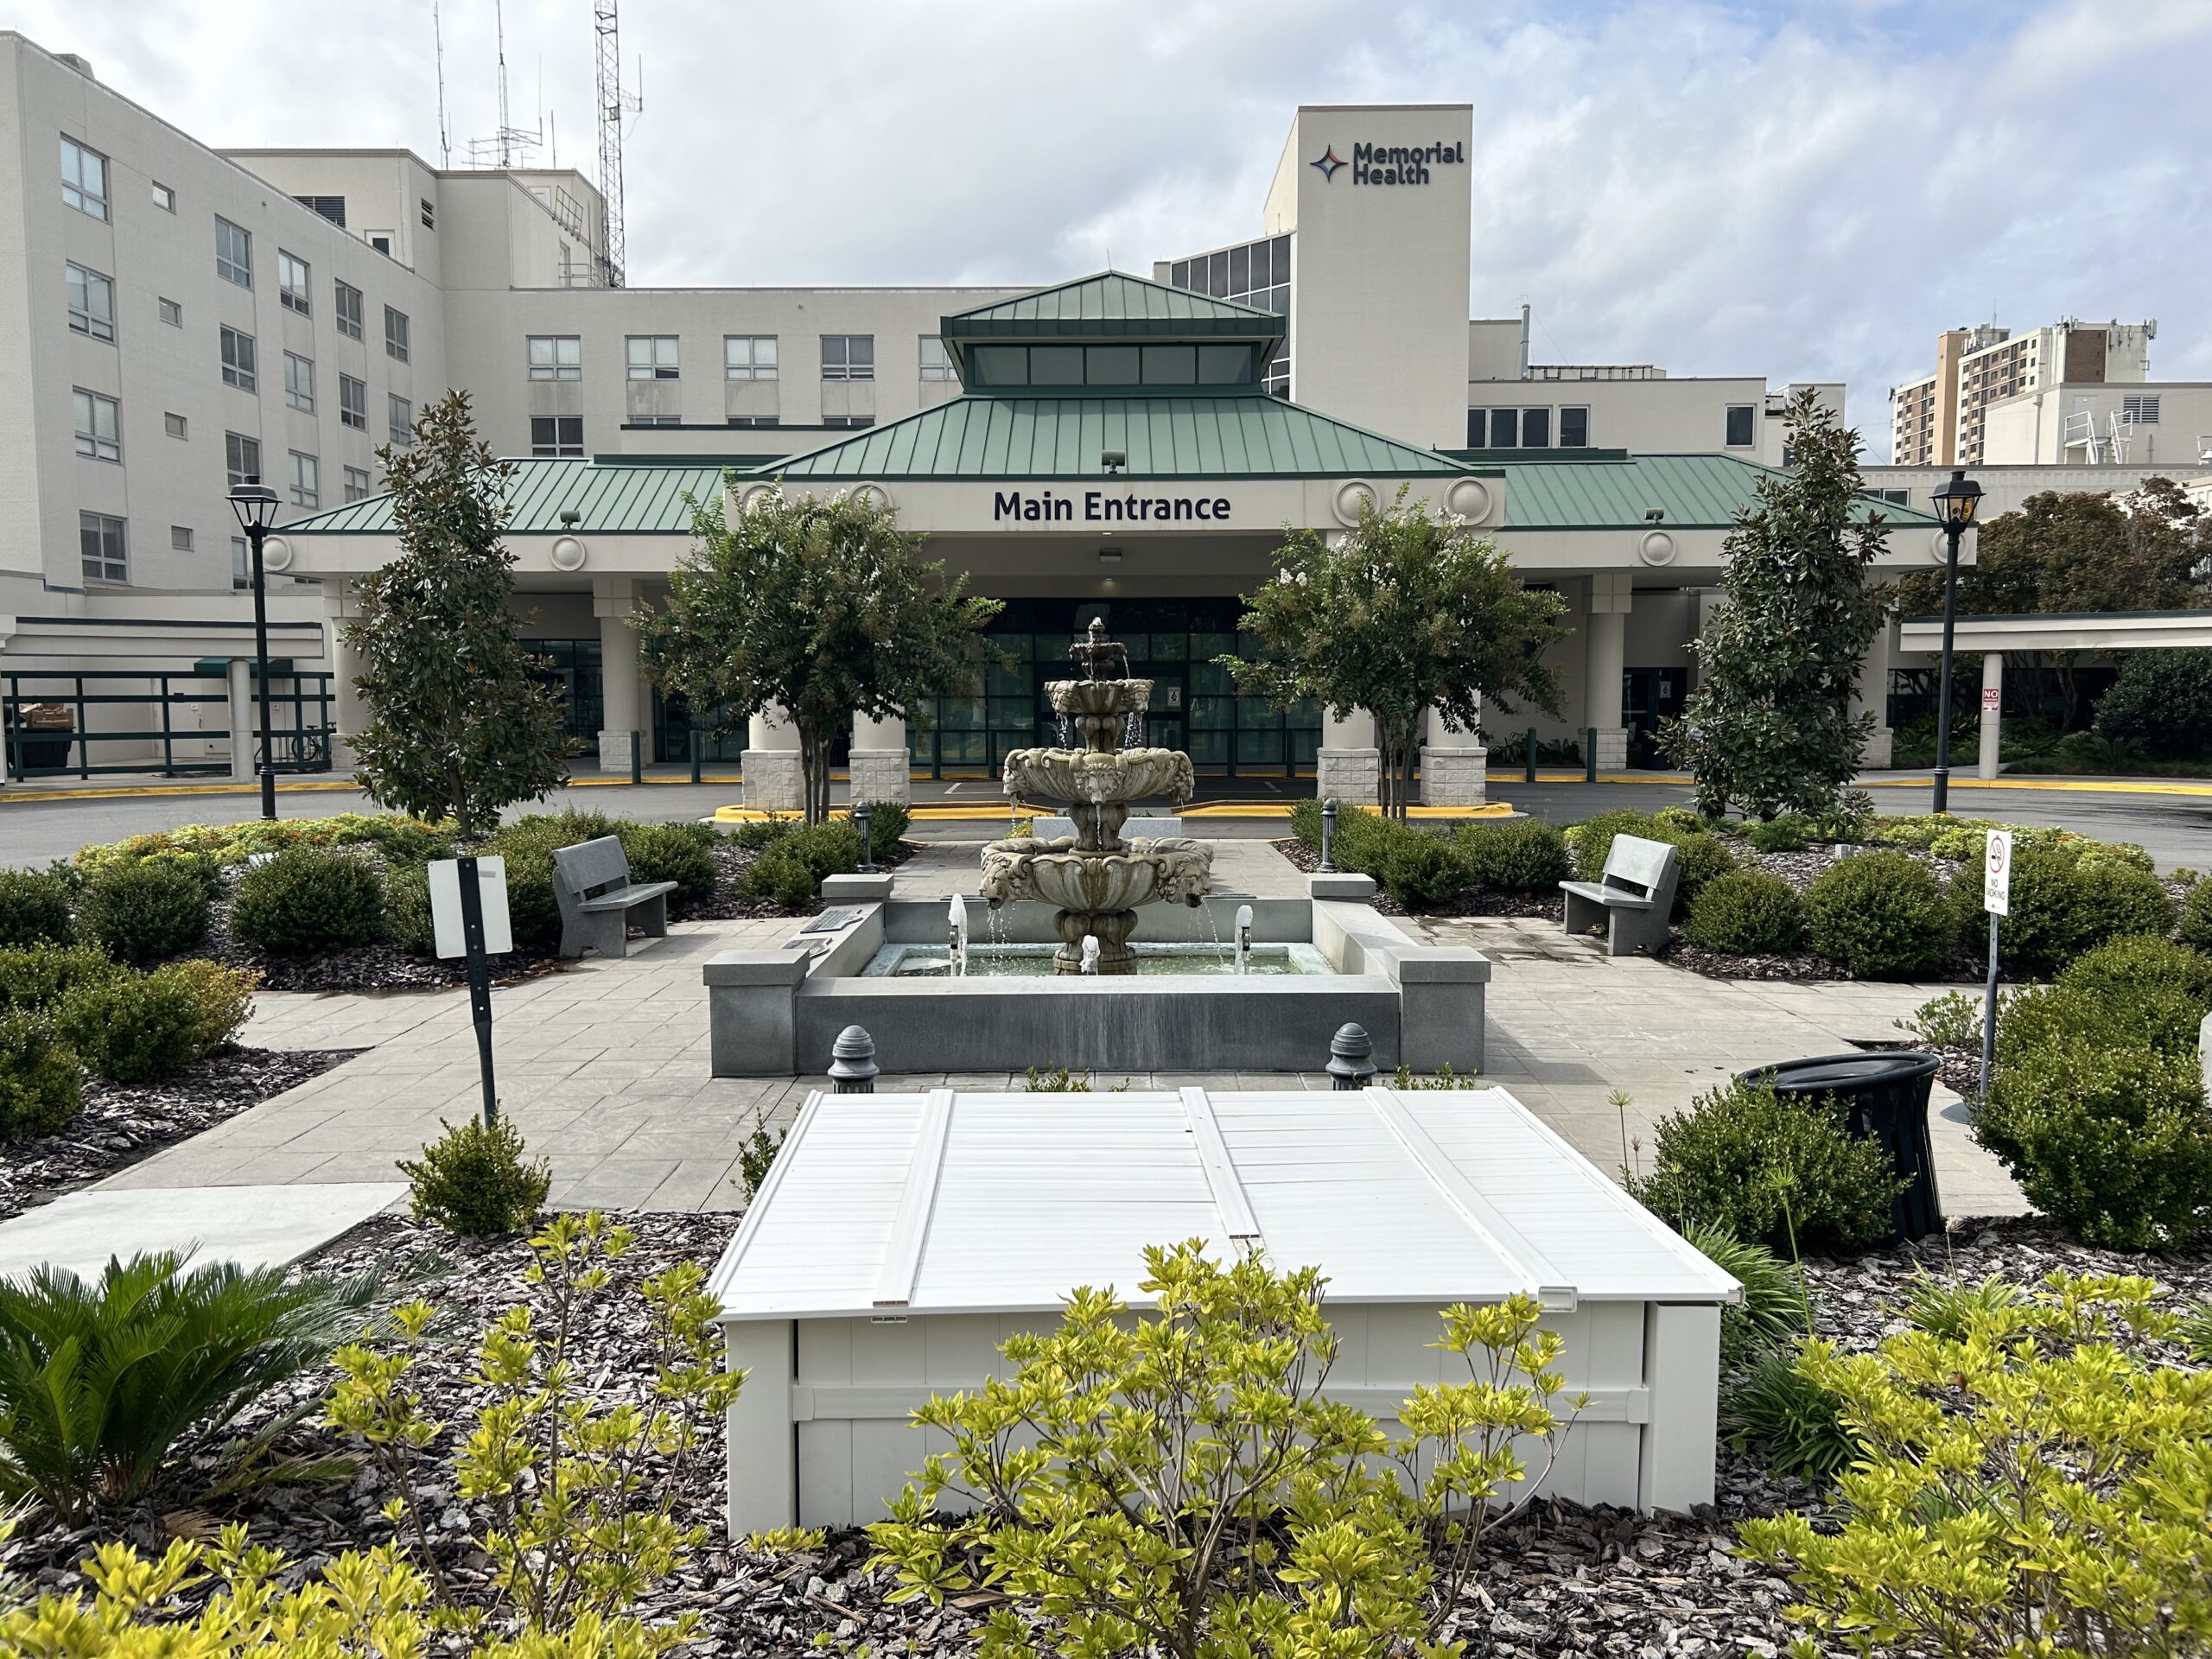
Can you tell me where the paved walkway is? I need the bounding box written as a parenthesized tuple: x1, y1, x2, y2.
(86, 837, 2024, 1223)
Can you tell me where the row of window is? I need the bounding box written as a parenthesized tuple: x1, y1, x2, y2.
(79, 505, 368, 588)
(524, 410, 877, 456)
(77, 379, 410, 466)
(525, 332, 964, 384)
(1465, 405, 1593, 449)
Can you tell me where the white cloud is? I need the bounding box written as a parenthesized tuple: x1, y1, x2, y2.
(22, 0, 2211, 458)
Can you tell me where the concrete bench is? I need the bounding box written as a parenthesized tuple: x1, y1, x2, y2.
(552, 835, 677, 959)
(1560, 832, 1678, 957)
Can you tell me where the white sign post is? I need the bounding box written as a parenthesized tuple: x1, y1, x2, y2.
(429, 855, 512, 1125)
(1980, 830, 2012, 1090)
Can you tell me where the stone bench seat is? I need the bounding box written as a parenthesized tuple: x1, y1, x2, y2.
(1560, 832, 1678, 957)
(553, 836, 677, 959)
(1558, 880, 1656, 909)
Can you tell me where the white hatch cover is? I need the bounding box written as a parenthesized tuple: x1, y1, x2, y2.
(708, 1087, 1738, 1322)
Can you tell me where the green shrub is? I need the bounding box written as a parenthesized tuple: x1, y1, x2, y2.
(1722, 1345, 1856, 1483)
(742, 846, 820, 911)
(399, 1116, 552, 1236)
(78, 860, 208, 963)
(1972, 1041, 2212, 1248)
(479, 810, 626, 952)
(1804, 851, 1955, 977)
(1897, 988, 1981, 1049)
(1377, 831, 1470, 909)
(730, 817, 794, 852)
(228, 847, 387, 952)
(0, 1008, 81, 1139)
(73, 812, 452, 878)
(2058, 934, 2212, 1011)
(616, 820, 717, 905)
(1567, 809, 1661, 881)
(1745, 814, 1814, 854)
(56, 961, 254, 1084)
(1742, 1274, 2212, 1659)
(2180, 877, 2212, 952)
(1456, 817, 1570, 890)
(1995, 981, 2202, 1066)
(1287, 796, 1324, 852)
(1895, 1270, 2025, 1341)
(0, 943, 126, 1011)
(1681, 869, 1807, 955)
(2092, 645, 2212, 760)
(859, 799, 912, 861)
(1957, 839, 2174, 974)
(1682, 1222, 1808, 1372)
(0, 1249, 383, 1522)
(0, 869, 74, 948)
(738, 1123, 786, 1199)
(1630, 1079, 1904, 1255)
(385, 861, 436, 955)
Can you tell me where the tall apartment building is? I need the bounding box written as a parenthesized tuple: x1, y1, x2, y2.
(1889, 318, 2155, 465)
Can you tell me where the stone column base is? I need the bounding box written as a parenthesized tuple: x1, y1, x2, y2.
(596, 728, 640, 772)
(848, 747, 912, 805)
(741, 748, 803, 812)
(1590, 728, 1629, 771)
(1419, 745, 1488, 807)
(1859, 725, 1894, 770)
(1315, 747, 1380, 806)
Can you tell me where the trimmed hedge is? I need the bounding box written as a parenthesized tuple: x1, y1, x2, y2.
(1456, 818, 1570, 891)
(230, 849, 388, 952)
(1376, 833, 1470, 910)
(2183, 879, 2212, 953)
(1804, 852, 1954, 978)
(1682, 869, 1807, 956)
(0, 944, 124, 1011)
(0, 870, 74, 949)
(78, 861, 208, 963)
(1948, 839, 2173, 974)
(56, 961, 256, 1084)
(1567, 810, 1734, 914)
(0, 1007, 80, 1140)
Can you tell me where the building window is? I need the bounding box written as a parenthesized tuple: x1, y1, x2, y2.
(1487, 408, 1518, 448)
(225, 431, 262, 487)
(367, 232, 393, 257)
(171, 525, 194, 551)
(531, 416, 584, 456)
(1867, 487, 1910, 505)
(626, 334, 679, 379)
(821, 334, 874, 381)
(918, 335, 957, 381)
(158, 296, 182, 327)
(79, 512, 127, 584)
(630, 415, 682, 427)
(164, 411, 188, 439)
(727, 416, 780, 429)
(334, 282, 364, 340)
(822, 416, 874, 429)
(1521, 407, 1552, 448)
(60, 136, 108, 219)
(232, 537, 250, 590)
(385, 307, 410, 362)
(528, 335, 582, 379)
(216, 217, 252, 287)
(66, 262, 115, 341)
(278, 250, 311, 315)
(340, 373, 367, 429)
(724, 335, 778, 380)
(344, 465, 372, 501)
(388, 394, 412, 445)
(2122, 395, 2161, 423)
(296, 194, 346, 226)
(1725, 404, 1756, 447)
(73, 389, 122, 461)
(283, 351, 315, 413)
(151, 181, 175, 212)
(289, 451, 319, 508)
(219, 325, 257, 391)
(420, 197, 435, 229)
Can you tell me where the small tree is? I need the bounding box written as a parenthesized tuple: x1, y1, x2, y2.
(1663, 389, 1888, 818)
(644, 484, 1001, 823)
(1223, 487, 1567, 817)
(345, 391, 569, 837)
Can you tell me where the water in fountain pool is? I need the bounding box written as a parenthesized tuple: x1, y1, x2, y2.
(861, 942, 1331, 978)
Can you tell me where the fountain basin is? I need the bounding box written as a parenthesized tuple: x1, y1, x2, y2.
(979, 836, 1213, 912)
(702, 895, 1490, 1076)
(863, 941, 1332, 977)
(1001, 747, 1194, 808)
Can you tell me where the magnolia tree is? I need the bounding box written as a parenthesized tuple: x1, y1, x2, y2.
(644, 485, 1001, 823)
(1662, 389, 1888, 819)
(345, 391, 570, 837)
(1222, 488, 1566, 817)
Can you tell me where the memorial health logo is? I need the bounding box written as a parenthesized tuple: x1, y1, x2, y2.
(1309, 145, 1346, 181)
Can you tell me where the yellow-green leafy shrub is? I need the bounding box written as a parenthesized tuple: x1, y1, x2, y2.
(0, 1007, 80, 1140)
(397, 1116, 551, 1236)
(55, 961, 255, 1083)
(72, 812, 453, 880)
(1742, 1273, 2212, 1659)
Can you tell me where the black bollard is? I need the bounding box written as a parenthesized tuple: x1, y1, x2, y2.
(1326, 1022, 1377, 1090)
(855, 801, 874, 874)
(1318, 798, 1338, 873)
(828, 1025, 879, 1094)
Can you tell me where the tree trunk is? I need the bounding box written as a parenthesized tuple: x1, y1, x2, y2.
(798, 728, 825, 825)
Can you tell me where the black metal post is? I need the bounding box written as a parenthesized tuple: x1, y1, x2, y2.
(1523, 726, 1536, 784)
(1932, 520, 1964, 815)
(1318, 798, 1338, 872)
(631, 728, 644, 785)
(456, 853, 499, 1127)
(855, 800, 874, 873)
(1584, 728, 1599, 785)
(689, 715, 704, 785)
(1981, 911, 1999, 1096)
(248, 524, 277, 820)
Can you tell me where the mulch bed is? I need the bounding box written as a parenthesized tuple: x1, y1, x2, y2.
(0, 1045, 359, 1221)
(13, 1210, 2206, 1656)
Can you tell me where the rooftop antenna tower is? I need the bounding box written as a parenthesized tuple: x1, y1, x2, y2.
(467, 0, 544, 170)
(595, 0, 643, 287)
(433, 0, 452, 167)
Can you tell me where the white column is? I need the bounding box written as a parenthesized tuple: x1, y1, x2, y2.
(1420, 700, 1487, 807)
(849, 710, 911, 804)
(593, 579, 642, 772)
(1978, 651, 2004, 781)
(742, 702, 803, 812)
(1853, 613, 1897, 770)
(1584, 574, 1630, 772)
(321, 589, 367, 772)
(1316, 707, 1380, 804)
(226, 658, 254, 782)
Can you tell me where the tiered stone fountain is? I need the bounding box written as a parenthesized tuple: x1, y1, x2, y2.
(979, 620, 1215, 973)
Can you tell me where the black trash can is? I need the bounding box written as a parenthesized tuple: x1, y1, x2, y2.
(1738, 1052, 1943, 1243)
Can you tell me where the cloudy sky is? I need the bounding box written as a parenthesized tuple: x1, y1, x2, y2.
(31, 0, 2212, 459)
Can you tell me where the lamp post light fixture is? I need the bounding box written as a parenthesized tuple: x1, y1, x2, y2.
(1928, 468, 1983, 816)
(226, 478, 283, 821)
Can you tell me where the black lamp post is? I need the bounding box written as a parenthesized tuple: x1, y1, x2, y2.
(227, 479, 282, 821)
(1928, 467, 1983, 816)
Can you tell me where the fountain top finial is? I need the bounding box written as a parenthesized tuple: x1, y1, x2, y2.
(1070, 616, 1129, 683)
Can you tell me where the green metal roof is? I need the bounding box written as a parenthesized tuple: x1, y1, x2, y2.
(1485, 453, 1942, 531)
(942, 271, 1283, 340)
(761, 395, 1472, 480)
(279, 458, 724, 534)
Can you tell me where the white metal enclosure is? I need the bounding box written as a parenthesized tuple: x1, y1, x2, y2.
(709, 1087, 1738, 1535)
